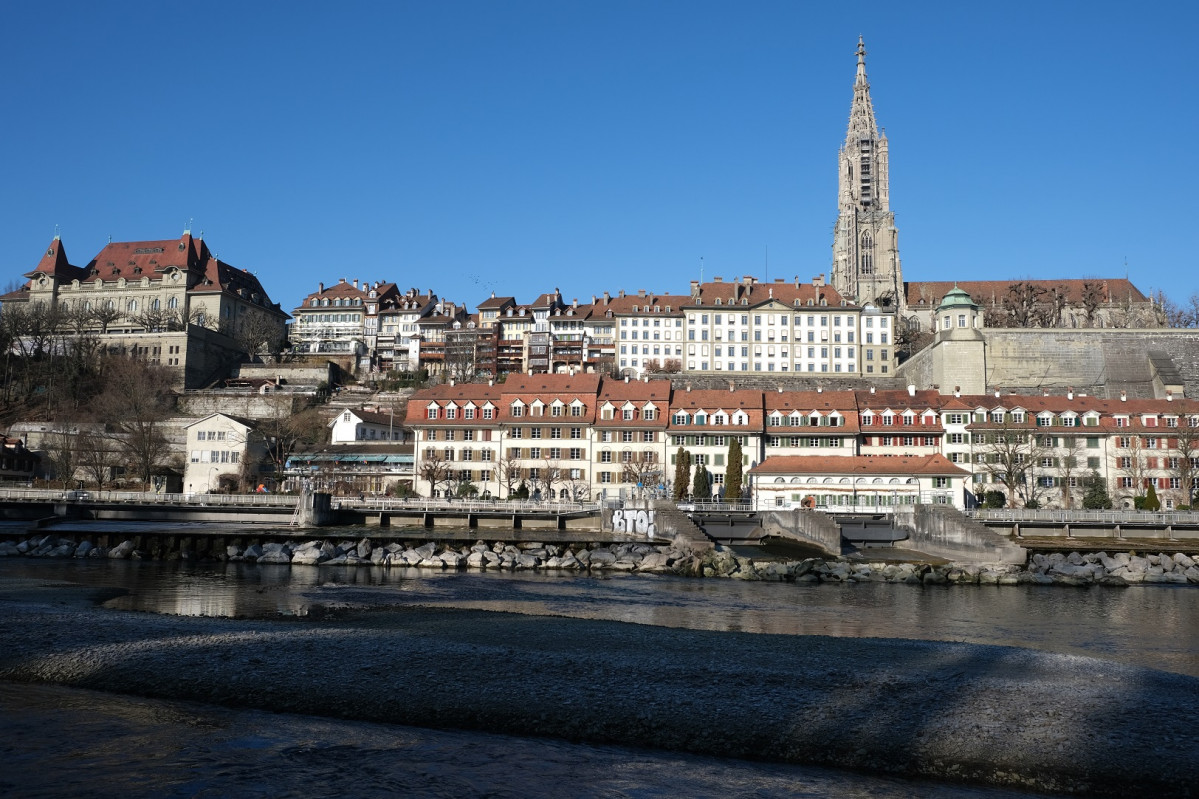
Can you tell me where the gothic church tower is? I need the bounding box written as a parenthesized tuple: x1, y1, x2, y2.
(831, 37, 903, 310)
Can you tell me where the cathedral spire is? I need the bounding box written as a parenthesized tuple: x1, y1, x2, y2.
(830, 38, 903, 311)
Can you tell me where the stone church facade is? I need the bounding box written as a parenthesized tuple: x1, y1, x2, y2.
(830, 37, 903, 312)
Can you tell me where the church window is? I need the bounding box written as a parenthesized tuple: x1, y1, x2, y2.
(860, 233, 873, 274)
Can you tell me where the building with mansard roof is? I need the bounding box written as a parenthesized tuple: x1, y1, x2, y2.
(1, 231, 288, 388)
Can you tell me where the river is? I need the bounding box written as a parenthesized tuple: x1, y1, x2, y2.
(3, 551, 1198, 798)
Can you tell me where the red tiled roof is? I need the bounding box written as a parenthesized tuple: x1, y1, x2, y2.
(904, 279, 1148, 308)
(749, 454, 967, 477)
(604, 293, 691, 315)
(688, 279, 848, 309)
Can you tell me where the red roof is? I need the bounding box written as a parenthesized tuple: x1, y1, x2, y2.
(905, 279, 1148, 308)
(749, 454, 967, 477)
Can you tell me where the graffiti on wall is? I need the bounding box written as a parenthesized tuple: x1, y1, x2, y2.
(612, 508, 656, 536)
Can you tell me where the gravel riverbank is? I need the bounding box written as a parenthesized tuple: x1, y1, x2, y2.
(1, 578, 1197, 797)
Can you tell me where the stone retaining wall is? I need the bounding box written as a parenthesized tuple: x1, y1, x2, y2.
(5, 534, 1196, 587)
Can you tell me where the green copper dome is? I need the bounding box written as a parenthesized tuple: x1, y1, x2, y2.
(936, 285, 977, 311)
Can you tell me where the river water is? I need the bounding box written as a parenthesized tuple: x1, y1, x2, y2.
(4, 551, 1199, 798)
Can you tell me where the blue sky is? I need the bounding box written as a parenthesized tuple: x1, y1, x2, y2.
(2, 1, 1194, 315)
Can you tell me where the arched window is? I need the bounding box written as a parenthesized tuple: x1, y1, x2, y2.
(151, 298, 161, 311)
(860, 233, 873, 274)
(167, 296, 179, 310)
(127, 300, 138, 312)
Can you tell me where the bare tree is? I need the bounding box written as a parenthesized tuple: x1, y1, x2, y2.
(1002, 282, 1049, 328)
(1170, 403, 1199, 508)
(76, 429, 121, 490)
(89, 303, 122, 335)
(418, 450, 453, 498)
(94, 357, 176, 488)
(1054, 435, 1087, 509)
(43, 424, 81, 489)
(495, 451, 523, 498)
(253, 394, 325, 477)
(1115, 434, 1150, 506)
(972, 419, 1047, 507)
(621, 450, 662, 493)
(1079, 280, 1107, 327)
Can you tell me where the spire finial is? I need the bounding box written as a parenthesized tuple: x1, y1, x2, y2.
(53, 223, 60, 241)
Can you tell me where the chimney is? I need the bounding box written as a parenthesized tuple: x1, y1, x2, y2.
(573, 298, 578, 308)
(869, 386, 875, 394)
(1043, 388, 1049, 397)
(488, 379, 494, 386)
(907, 384, 916, 397)
(318, 282, 324, 292)
(812, 274, 825, 288)
(777, 386, 783, 393)
(638, 289, 646, 298)
(1120, 391, 1127, 402)
(713, 276, 723, 283)
(1167, 391, 1174, 402)
(729, 382, 735, 392)
(591, 295, 597, 304)
(339, 277, 346, 284)
(954, 386, 961, 398)
(449, 378, 455, 386)
(603, 291, 610, 304)
(817, 386, 823, 393)
(1067, 387, 1074, 400)
(353, 278, 359, 289)
(686, 385, 691, 392)
(642, 375, 648, 382)
(619, 290, 626, 298)
(625, 376, 629, 383)
(994, 388, 1001, 398)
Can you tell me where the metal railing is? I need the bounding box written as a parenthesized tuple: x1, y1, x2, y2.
(0, 487, 299, 507)
(968, 508, 1199, 525)
(332, 497, 599, 514)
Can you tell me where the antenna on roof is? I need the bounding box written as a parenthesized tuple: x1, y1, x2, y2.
(764, 244, 768, 283)
(53, 223, 61, 240)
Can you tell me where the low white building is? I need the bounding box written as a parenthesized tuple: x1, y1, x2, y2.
(184, 413, 271, 493)
(748, 454, 970, 512)
(329, 408, 410, 444)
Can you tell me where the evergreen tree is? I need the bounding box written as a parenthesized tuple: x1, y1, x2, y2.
(1081, 470, 1113, 510)
(693, 464, 710, 499)
(724, 438, 743, 502)
(672, 448, 690, 501)
(1144, 483, 1161, 511)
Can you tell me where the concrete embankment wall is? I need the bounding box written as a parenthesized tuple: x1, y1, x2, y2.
(896, 505, 1027, 564)
(758, 509, 841, 556)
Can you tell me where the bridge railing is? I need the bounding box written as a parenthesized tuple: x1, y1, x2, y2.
(333, 497, 600, 514)
(675, 501, 757, 513)
(967, 508, 1199, 525)
(0, 487, 299, 507)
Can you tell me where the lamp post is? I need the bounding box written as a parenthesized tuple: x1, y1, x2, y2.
(207, 466, 219, 494)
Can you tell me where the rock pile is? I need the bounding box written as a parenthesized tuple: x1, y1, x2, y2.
(2, 534, 1198, 586)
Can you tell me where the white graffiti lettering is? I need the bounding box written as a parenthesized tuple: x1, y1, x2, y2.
(612, 509, 656, 536)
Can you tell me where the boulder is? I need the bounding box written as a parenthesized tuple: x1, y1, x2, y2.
(292, 548, 325, 566)
(108, 540, 136, 559)
(415, 542, 437, 559)
(589, 550, 617, 566)
(356, 538, 372, 559)
(1173, 553, 1195, 569)
(243, 544, 264, 560)
(258, 549, 292, 565)
(74, 541, 94, 558)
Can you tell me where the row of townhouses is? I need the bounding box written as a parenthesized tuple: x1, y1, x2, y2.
(404, 374, 1199, 512)
(290, 274, 903, 380)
